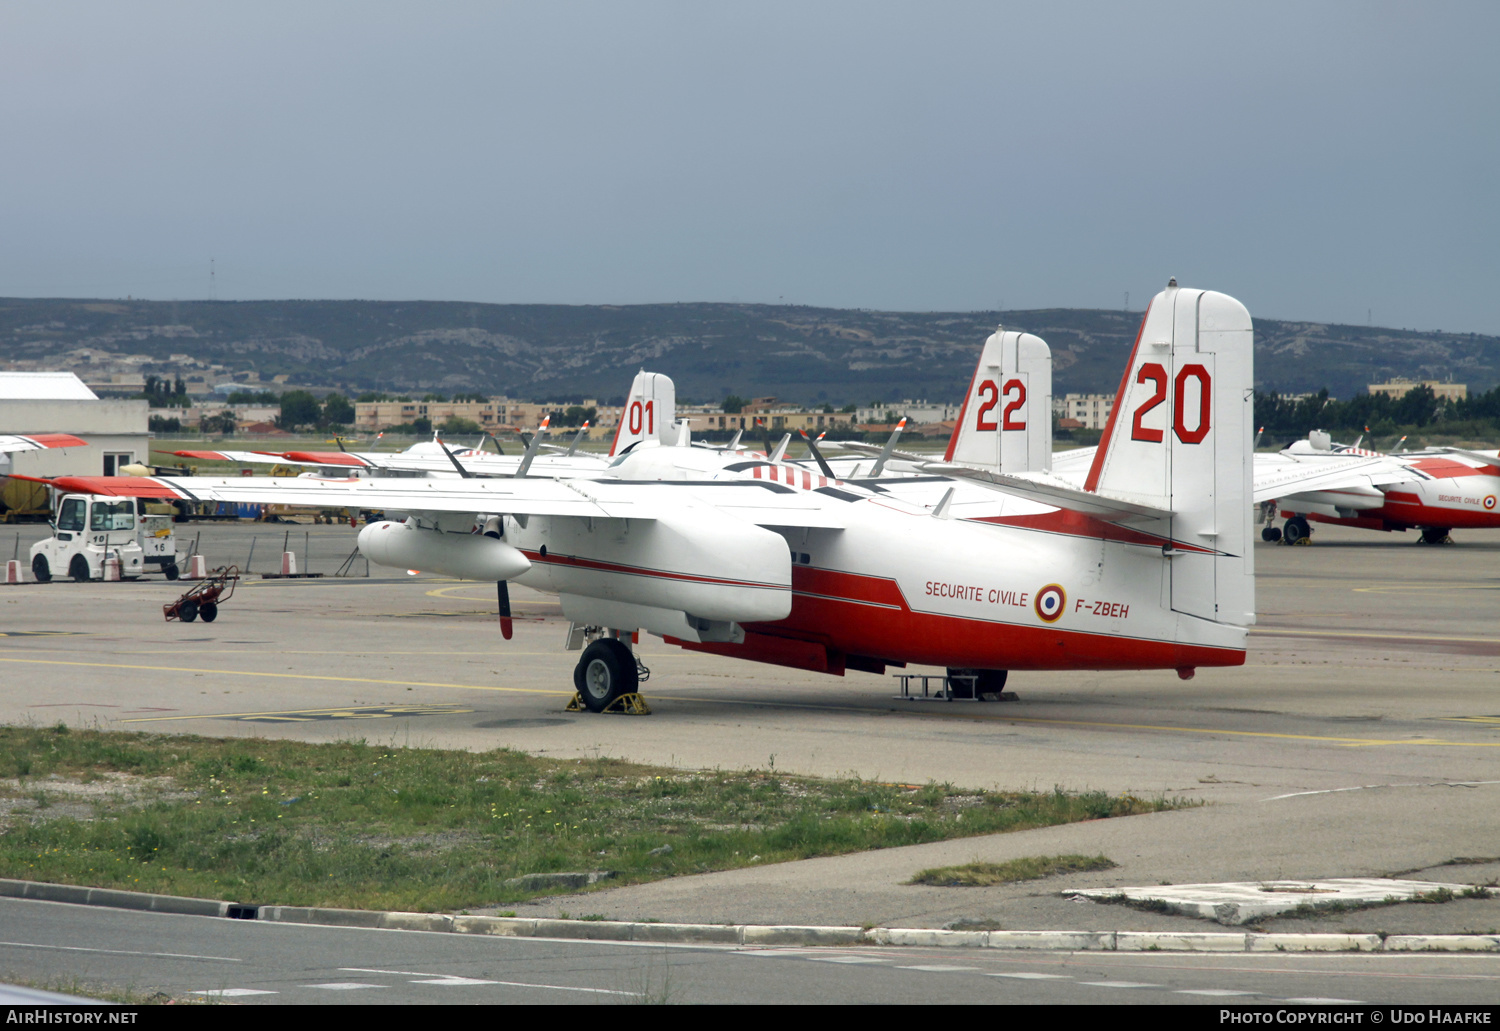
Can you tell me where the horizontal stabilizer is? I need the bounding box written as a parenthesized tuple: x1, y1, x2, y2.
(920, 463, 1172, 522)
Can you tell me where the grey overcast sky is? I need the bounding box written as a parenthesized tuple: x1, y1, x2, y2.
(2, 1, 1496, 331)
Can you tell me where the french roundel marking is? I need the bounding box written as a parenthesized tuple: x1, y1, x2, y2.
(1486, 495, 1497, 510)
(1034, 584, 1066, 623)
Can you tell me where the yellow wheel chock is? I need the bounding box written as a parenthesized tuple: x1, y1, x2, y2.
(564, 692, 652, 715)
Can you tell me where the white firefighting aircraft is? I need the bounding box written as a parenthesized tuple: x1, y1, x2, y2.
(34, 283, 1255, 712)
(1250, 430, 1500, 545)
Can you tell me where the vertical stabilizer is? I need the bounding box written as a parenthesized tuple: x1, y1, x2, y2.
(609, 372, 678, 457)
(944, 330, 1052, 473)
(1084, 283, 1254, 627)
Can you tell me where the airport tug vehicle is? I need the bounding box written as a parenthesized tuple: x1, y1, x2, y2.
(29, 492, 179, 582)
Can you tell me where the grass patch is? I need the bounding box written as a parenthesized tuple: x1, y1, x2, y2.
(908, 854, 1117, 887)
(0, 727, 1178, 912)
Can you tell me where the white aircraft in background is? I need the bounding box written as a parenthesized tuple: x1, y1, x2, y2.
(39, 283, 1255, 713)
(1251, 430, 1500, 545)
(0, 433, 88, 458)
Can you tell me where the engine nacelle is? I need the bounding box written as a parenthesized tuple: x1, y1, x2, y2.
(357, 520, 531, 580)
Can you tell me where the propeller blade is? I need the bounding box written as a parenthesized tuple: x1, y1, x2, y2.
(436, 438, 475, 478)
(799, 429, 837, 479)
(498, 580, 513, 640)
(871, 418, 907, 476)
(566, 420, 590, 456)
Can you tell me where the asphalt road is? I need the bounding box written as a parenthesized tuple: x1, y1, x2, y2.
(3, 898, 1498, 1005)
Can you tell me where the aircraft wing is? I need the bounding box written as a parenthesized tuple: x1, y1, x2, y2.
(824, 440, 929, 463)
(1047, 445, 1097, 482)
(919, 463, 1172, 521)
(0, 433, 87, 454)
(44, 473, 845, 530)
(169, 449, 291, 464)
(1251, 453, 1416, 504)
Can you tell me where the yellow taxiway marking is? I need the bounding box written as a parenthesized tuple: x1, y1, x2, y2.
(0, 656, 570, 698)
(1251, 628, 1500, 646)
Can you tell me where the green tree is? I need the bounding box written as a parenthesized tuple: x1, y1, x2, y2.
(278, 390, 321, 429)
(721, 395, 746, 414)
(438, 416, 482, 435)
(322, 393, 355, 426)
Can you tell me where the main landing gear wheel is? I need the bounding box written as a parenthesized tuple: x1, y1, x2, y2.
(1281, 516, 1312, 545)
(1261, 525, 1282, 542)
(69, 556, 91, 583)
(575, 638, 639, 713)
(1419, 527, 1453, 545)
(31, 555, 50, 583)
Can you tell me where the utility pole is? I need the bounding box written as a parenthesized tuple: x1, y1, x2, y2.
(210, 258, 216, 302)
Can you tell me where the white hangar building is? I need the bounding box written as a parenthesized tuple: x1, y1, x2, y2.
(0, 372, 150, 478)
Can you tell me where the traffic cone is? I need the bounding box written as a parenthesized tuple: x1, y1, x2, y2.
(104, 557, 120, 581)
(188, 555, 207, 578)
(4, 560, 21, 584)
(280, 551, 297, 575)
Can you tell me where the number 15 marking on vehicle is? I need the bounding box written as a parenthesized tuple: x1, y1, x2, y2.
(975, 379, 1026, 431)
(1130, 363, 1211, 444)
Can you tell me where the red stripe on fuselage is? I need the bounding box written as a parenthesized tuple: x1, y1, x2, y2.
(521, 549, 785, 591)
(730, 564, 1242, 671)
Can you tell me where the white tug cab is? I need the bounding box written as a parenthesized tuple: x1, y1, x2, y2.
(29, 493, 178, 583)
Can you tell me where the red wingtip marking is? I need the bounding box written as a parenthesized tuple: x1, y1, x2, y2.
(282, 451, 366, 467)
(26, 433, 87, 449)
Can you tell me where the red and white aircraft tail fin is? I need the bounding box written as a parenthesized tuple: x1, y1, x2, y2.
(609, 371, 677, 457)
(943, 330, 1052, 473)
(1085, 281, 1255, 627)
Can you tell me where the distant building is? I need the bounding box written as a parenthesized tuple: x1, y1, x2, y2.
(853, 400, 962, 426)
(0, 372, 148, 477)
(1367, 379, 1467, 402)
(1053, 393, 1115, 430)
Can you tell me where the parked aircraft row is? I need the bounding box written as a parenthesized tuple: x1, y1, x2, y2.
(29, 283, 1255, 710)
(13, 281, 1497, 713)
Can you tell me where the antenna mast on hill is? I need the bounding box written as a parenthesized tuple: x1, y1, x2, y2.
(209, 258, 216, 302)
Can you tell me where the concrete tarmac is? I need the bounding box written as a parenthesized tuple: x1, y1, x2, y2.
(1, 519, 1498, 934)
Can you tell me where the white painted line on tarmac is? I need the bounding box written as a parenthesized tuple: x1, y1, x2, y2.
(985, 972, 1072, 980)
(1079, 981, 1161, 989)
(339, 967, 637, 996)
(189, 989, 277, 997)
(304, 982, 386, 990)
(1177, 989, 1258, 997)
(1284, 997, 1366, 1004)
(898, 965, 980, 972)
(808, 955, 889, 965)
(0, 940, 240, 962)
(1264, 779, 1500, 801)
